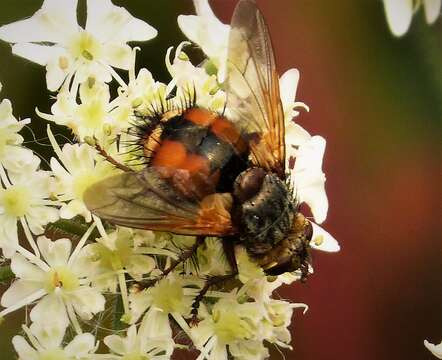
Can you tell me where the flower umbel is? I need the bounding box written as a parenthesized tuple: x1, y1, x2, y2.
(0, 0, 158, 91)
(0, 1, 341, 359)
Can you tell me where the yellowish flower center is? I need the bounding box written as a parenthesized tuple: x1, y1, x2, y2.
(45, 267, 80, 293)
(1, 185, 31, 217)
(76, 100, 106, 131)
(40, 349, 68, 360)
(150, 279, 185, 314)
(73, 172, 100, 200)
(69, 31, 102, 61)
(95, 238, 132, 272)
(212, 310, 254, 344)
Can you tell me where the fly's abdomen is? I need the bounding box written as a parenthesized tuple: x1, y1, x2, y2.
(149, 107, 248, 193)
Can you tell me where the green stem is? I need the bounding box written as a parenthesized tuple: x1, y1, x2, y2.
(0, 265, 14, 283)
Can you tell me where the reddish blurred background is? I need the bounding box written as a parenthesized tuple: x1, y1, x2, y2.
(0, 0, 440, 359)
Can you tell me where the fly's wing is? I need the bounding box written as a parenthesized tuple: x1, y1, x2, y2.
(225, 0, 285, 176)
(83, 167, 235, 236)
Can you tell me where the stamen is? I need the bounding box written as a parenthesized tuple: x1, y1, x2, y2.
(66, 300, 82, 334)
(20, 217, 40, 258)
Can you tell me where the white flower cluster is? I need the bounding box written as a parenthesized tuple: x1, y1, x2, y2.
(0, 1, 339, 359)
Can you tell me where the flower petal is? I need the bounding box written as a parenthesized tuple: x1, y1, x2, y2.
(383, 0, 413, 37)
(103, 43, 133, 69)
(104, 333, 127, 355)
(309, 221, 340, 252)
(10, 253, 45, 281)
(30, 294, 69, 328)
(65, 333, 96, 356)
(424, 340, 442, 359)
(126, 255, 155, 281)
(0, 0, 78, 44)
(279, 68, 300, 119)
(1, 280, 43, 308)
(70, 287, 105, 320)
(290, 133, 328, 224)
(37, 236, 71, 267)
(86, 0, 157, 43)
(11, 43, 66, 66)
(12, 336, 39, 360)
(29, 322, 65, 349)
(177, 0, 230, 80)
(423, 0, 441, 24)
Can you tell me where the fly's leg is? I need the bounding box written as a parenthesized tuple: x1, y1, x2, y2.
(92, 140, 134, 173)
(190, 273, 236, 324)
(141, 236, 206, 289)
(191, 238, 238, 324)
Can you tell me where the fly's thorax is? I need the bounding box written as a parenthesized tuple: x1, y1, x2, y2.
(254, 212, 312, 276)
(233, 168, 296, 254)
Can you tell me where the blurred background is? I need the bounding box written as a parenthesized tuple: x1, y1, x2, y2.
(0, 0, 440, 359)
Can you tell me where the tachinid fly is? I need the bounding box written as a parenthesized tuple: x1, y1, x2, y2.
(84, 0, 312, 286)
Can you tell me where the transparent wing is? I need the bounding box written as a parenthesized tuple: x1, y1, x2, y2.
(225, 0, 285, 176)
(84, 167, 235, 236)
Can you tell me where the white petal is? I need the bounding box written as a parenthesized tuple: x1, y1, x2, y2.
(293, 135, 328, 223)
(12, 336, 39, 360)
(126, 255, 155, 281)
(279, 68, 300, 117)
(423, 0, 441, 24)
(11, 43, 66, 66)
(37, 236, 71, 267)
(2, 147, 36, 173)
(46, 54, 74, 91)
(126, 324, 138, 349)
(425, 340, 442, 359)
(10, 253, 45, 281)
(139, 309, 172, 339)
(103, 43, 133, 69)
(0, 0, 78, 44)
(211, 341, 228, 360)
(1, 280, 43, 307)
(70, 287, 105, 320)
(30, 294, 69, 328)
(65, 333, 96, 356)
(104, 334, 127, 355)
(177, 1, 229, 78)
(29, 322, 65, 349)
(178, 14, 229, 59)
(383, 0, 413, 37)
(309, 221, 340, 252)
(86, 0, 157, 43)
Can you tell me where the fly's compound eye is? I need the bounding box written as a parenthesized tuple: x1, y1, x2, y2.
(233, 167, 266, 202)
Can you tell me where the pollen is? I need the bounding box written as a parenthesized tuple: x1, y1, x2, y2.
(314, 234, 324, 246)
(45, 267, 80, 293)
(68, 31, 102, 61)
(58, 56, 69, 70)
